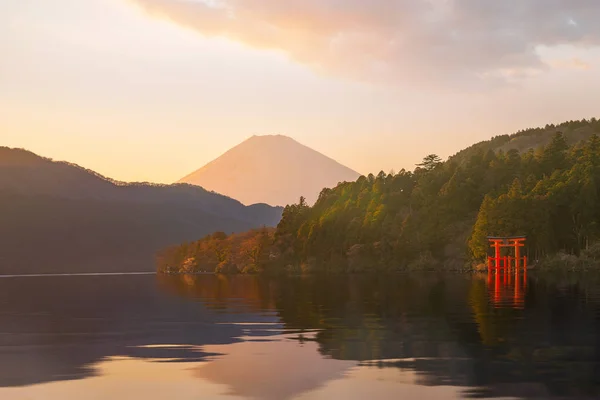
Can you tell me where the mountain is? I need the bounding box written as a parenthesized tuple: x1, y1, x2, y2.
(0, 147, 282, 274)
(161, 118, 600, 274)
(178, 135, 361, 206)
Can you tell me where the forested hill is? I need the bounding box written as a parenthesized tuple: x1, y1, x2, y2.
(0, 147, 282, 274)
(158, 118, 600, 273)
(450, 119, 600, 166)
(0, 146, 279, 223)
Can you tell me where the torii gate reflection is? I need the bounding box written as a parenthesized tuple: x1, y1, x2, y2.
(486, 236, 527, 309)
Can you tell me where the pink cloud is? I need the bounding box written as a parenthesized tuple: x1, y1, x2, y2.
(128, 0, 600, 86)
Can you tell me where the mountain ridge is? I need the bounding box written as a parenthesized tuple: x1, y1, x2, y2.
(0, 147, 282, 274)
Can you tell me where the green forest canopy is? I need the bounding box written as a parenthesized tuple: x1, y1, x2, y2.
(158, 118, 600, 273)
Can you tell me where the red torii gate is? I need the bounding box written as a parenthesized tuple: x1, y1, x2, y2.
(486, 236, 528, 308)
(487, 236, 527, 271)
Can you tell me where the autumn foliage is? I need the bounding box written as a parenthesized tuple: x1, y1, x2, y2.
(157, 228, 276, 274)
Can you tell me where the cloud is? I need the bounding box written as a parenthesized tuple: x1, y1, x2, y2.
(548, 57, 591, 70)
(128, 0, 600, 86)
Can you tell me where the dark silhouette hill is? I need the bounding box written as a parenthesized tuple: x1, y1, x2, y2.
(178, 135, 361, 206)
(0, 147, 282, 274)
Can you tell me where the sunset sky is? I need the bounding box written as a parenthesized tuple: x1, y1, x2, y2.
(2, 0, 600, 183)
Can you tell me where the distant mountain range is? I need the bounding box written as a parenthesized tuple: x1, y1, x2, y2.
(0, 147, 282, 274)
(179, 135, 361, 206)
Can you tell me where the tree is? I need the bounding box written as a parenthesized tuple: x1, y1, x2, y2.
(299, 196, 307, 208)
(539, 132, 569, 174)
(417, 154, 443, 171)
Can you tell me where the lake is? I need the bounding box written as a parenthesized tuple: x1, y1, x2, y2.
(0, 271, 599, 399)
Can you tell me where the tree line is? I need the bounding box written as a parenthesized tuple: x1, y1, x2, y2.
(158, 118, 600, 273)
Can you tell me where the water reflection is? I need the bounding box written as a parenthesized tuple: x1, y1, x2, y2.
(160, 273, 600, 399)
(196, 332, 356, 400)
(484, 268, 527, 309)
(0, 275, 265, 387)
(0, 272, 599, 399)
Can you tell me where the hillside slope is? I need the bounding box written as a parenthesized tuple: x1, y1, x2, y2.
(0, 147, 282, 274)
(450, 119, 600, 165)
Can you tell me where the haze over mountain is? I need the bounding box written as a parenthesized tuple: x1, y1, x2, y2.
(179, 135, 361, 206)
(0, 147, 282, 274)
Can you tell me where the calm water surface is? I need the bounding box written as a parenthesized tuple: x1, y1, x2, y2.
(0, 272, 599, 399)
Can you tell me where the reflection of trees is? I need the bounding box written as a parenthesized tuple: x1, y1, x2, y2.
(157, 274, 277, 313)
(466, 273, 600, 398)
(160, 273, 600, 398)
(271, 275, 466, 362)
(469, 273, 525, 347)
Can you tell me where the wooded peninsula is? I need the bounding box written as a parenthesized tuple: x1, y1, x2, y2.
(158, 119, 600, 274)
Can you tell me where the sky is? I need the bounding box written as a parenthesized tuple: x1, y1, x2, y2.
(2, 0, 600, 183)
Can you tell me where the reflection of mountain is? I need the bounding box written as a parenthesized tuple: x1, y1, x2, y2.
(0, 147, 282, 274)
(161, 273, 600, 399)
(196, 336, 355, 400)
